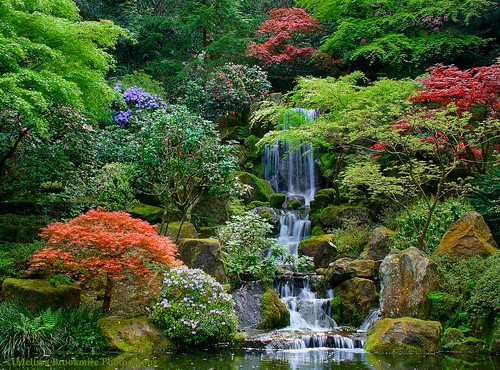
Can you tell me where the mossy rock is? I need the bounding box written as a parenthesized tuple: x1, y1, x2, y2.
(311, 225, 325, 237)
(298, 234, 338, 269)
(0, 214, 46, 243)
(319, 205, 371, 229)
(166, 221, 198, 240)
(235, 171, 274, 204)
(332, 278, 378, 325)
(269, 193, 286, 209)
(287, 200, 303, 210)
(360, 226, 395, 261)
(314, 188, 336, 200)
(247, 200, 269, 209)
(365, 317, 442, 354)
(260, 287, 290, 330)
(442, 327, 465, 347)
(2, 278, 80, 312)
(197, 226, 219, 239)
(434, 211, 497, 257)
(444, 337, 487, 353)
(310, 193, 333, 211)
(126, 203, 165, 225)
(177, 239, 226, 283)
(97, 317, 175, 353)
(329, 296, 364, 328)
(192, 193, 229, 227)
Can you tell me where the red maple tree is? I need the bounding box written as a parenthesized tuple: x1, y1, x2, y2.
(29, 208, 181, 311)
(412, 63, 500, 120)
(247, 8, 321, 65)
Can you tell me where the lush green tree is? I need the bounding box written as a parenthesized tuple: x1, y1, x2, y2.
(135, 106, 238, 241)
(0, 0, 126, 179)
(297, 0, 498, 76)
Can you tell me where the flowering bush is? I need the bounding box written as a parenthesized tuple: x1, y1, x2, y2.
(112, 84, 168, 129)
(203, 64, 271, 119)
(150, 267, 238, 346)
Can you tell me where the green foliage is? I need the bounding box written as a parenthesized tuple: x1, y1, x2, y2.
(297, 0, 498, 76)
(217, 211, 280, 282)
(330, 226, 370, 258)
(150, 267, 238, 347)
(0, 301, 108, 357)
(390, 198, 473, 252)
(468, 251, 500, 318)
(469, 166, 500, 243)
(0, 302, 63, 357)
(0, 241, 44, 281)
(431, 253, 490, 329)
(58, 306, 109, 354)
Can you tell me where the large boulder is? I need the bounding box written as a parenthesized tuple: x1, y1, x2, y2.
(192, 193, 229, 226)
(360, 226, 395, 261)
(364, 317, 442, 353)
(177, 239, 226, 283)
(319, 206, 371, 230)
(2, 278, 80, 312)
(234, 171, 274, 204)
(126, 203, 165, 224)
(434, 211, 497, 257)
(331, 277, 378, 327)
(97, 317, 175, 353)
(231, 281, 289, 330)
(298, 234, 338, 269)
(379, 247, 438, 319)
(328, 258, 377, 284)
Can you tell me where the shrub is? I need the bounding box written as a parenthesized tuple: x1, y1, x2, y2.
(150, 267, 237, 347)
(468, 251, 500, 318)
(330, 226, 370, 258)
(391, 198, 473, 253)
(0, 302, 64, 357)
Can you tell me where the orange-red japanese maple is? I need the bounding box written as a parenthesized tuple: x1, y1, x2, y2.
(29, 208, 181, 311)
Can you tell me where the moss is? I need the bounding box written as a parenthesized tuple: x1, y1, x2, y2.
(319, 205, 371, 229)
(2, 278, 80, 312)
(167, 221, 198, 240)
(258, 209, 274, 224)
(287, 200, 303, 210)
(97, 317, 175, 353)
(126, 203, 165, 224)
(269, 193, 286, 209)
(365, 317, 442, 354)
(177, 239, 226, 283)
(444, 337, 487, 353)
(442, 327, 465, 347)
(197, 226, 219, 238)
(310, 193, 332, 211)
(329, 296, 363, 327)
(427, 291, 460, 323)
(235, 171, 274, 204)
(298, 234, 338, 269)
(247, 201, 269, 209)
(260, 288, 290, 330)
(311, 225, 325, 236)
(332, 278, 378, 326)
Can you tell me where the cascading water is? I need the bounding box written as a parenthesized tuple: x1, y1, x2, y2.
(260, 109, 365, 351)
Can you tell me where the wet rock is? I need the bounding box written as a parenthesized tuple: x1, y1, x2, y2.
(298, 234, 338, 269)
(97, 317, 175, 353)
(379, 247, 438, 319)
(234, 171, 274, 204)
(177, 239, 226, 283)
(328, 258, 377, 284)
(434, 211, 497, 257)
(2, 278, 80, 312)
(231, 281, 289, 330)
(364, 317, 442, 353)
(331, 278, 378, 326)
(360, 226, 395, 261)
(319, 206, 371, 229)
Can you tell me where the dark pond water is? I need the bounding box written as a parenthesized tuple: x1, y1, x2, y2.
(2, 348, 500, 370)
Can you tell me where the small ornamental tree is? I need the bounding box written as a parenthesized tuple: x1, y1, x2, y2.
(28, 208, 181, 311)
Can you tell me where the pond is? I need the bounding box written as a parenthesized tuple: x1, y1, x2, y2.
(2, 348, 499, 370)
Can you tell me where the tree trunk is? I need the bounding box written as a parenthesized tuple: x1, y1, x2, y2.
(102, 275, 113, 312)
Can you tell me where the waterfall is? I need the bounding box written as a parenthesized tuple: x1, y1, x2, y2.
(259, 108, 366, 351)
(357, 308, 381, 332)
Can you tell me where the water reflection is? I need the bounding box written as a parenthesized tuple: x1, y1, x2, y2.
(1, 349, 499, 370)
